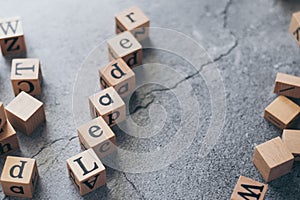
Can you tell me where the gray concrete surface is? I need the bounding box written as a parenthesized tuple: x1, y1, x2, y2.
(0, 0, 300, 199)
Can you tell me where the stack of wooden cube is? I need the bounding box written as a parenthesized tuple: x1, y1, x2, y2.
(66, 6, 150, 196)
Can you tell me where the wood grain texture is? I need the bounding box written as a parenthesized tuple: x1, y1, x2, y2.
(0, 102, 7, 129)
(274, 73, 300, 98)
(282, 129, 300, 161)
(0, 156, 38, 198)
(0, 121, 19, 156)
(290, 11, 300, 46)
(230, 176, 268, 200)
(253, 137, 294, 182)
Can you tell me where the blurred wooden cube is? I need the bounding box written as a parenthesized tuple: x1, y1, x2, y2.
(253, 137, 294, 182)
(282, 129, 300, 161)
(107, 31, 142, 68)
(0, 156, 39, 198)
(290, 11, 300, 45)
(11, 58, 42, 96)
(66, 149, 106, 196)
(0, 102, 7, 129)
(264, 96, 300, 129)
(77, 117, 116, 159)
(115, 6, 150, 41)
(230, 176, 268, 200)
(0, 17, 26, 56)
(99, 58, 135, 97)
(89, 87, 126, 126)
(274, 73, 300, 98)
(0, 121, 19, 156)
(5, 91, 46, 135)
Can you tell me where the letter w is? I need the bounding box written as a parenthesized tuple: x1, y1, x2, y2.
(237, 184, 264, 200)
(0, 20, 19, 35)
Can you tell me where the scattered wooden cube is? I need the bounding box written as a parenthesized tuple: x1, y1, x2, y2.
(230, 176, 268, 200)
(115, 6, 150, 41)
(282, 129, 300, 161)
(274, 73, 300, 98)
(5, 91, 46, 135)
(107, 31, 142, 68)
(0, 17, 26, 56)
(0, 102, 7, 129)
(253, 137, 294, 182)
(66, 149, 106, 196)
(99, 58, 135, 97)
(0, 121, 19, 156)
(11, 58, 42, 96)
(77, 117, 116, 159)
(89, 87, 126, 126)
(264, 96, 300, 129)
(0, 156, 39, 198)
(290, 11, 300, 45)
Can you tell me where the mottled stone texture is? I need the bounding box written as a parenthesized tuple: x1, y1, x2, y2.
(0, 0, 300, 199)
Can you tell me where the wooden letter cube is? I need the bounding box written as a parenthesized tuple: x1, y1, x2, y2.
(0, 102, 7, 129)
(11, 58, 42, 96)
(274, 73, 300, 98)
(0, 121, 19, 156)
(77, 117, 116, 159)
(0, 156, 39, 198)
(230, 176, 268, 200)
(0, 17, 26, 56)
(253, 137, 294, 182)
(5, 91, 46, 135)
(107, 31, 142, 68)
(282, 129, 300, 161)
(264, 96, 300, 129)
(290, 11, 300, 45)
(115, 6, 150, 41)
(99, 58, 135, 97)
(66, 149, 106, 196)
(89, 87, 126, 127)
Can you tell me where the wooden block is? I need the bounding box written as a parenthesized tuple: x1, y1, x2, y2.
(0, 121, 19, 156)
(99, 58, 136, 97)
(77, 117, 116, 159)
(264, 96, 300, 129)
(282, 129, 300, 161)
(0, 17, 26, 56)
(0, 156, 39, 198)
(253, 137, 294, 182)
(89, 87, 126, 127)
(230, 176, 268, 200)
(11, 58, 42, 96)
(290, 11, 300, 45)
(66, 149, 106, 196)
(5, 91, 46, 135)
(115, 6, 150, 41)
(0, 102, 7, 129)
(107, 31, 142, 68)
(274, 73, 300, 98)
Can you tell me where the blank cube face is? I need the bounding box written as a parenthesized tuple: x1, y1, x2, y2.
(290, 12, 300, 46)
(0, 102, 7, 129)
(5, 91, 46, 135)
(0, 121, 19, 156)
(282, 129, 300, 161)
(115, 6, 150, 41)
(230, 176, 268, 200)
(107, 31, 142, 68)
(11, 58, 42, 96)
(264, 96, 300, 129)
(66, 149, 106, 196)
(89, 87, 126, 127)
(0, 156, 39, 198)
(77, 117, 116, 159)
(253, 137, 294, 182)
(0, 17, 26, 56)
(99, 58, 136, 97)
(274, 73, 300, 98)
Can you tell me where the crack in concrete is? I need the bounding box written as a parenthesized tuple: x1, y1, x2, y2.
(130, 0, 238, 115)
(31, 138, 66, 158)
(69, 136, 78, 141)
(123, 173, 146, 200)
